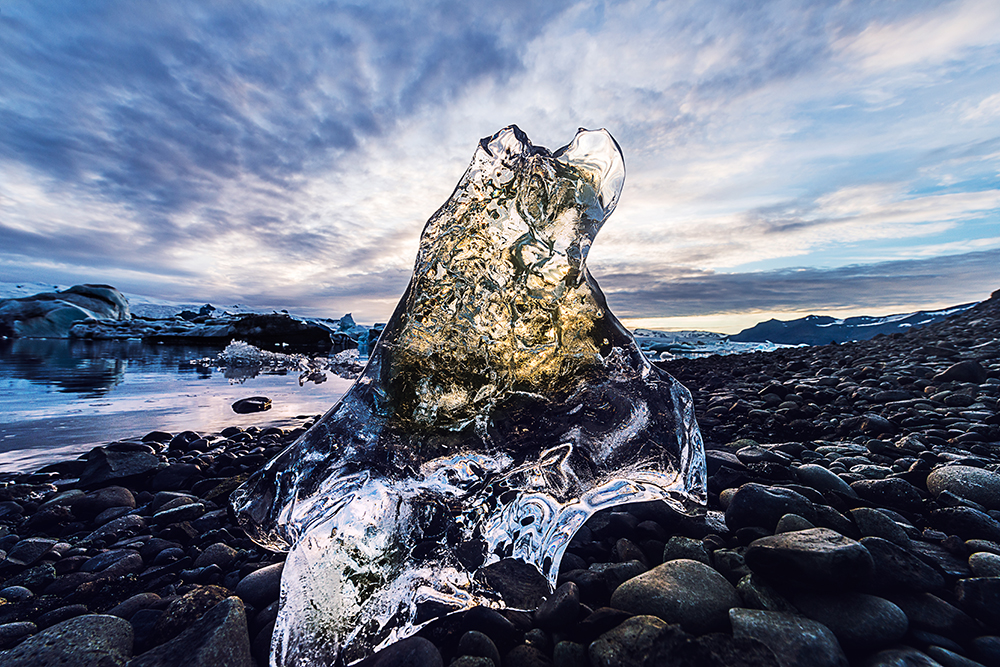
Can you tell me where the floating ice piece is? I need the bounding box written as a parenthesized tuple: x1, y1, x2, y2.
(232, 125, 707, 665)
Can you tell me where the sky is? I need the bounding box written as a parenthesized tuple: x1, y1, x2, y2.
(1, 0, 999, 333)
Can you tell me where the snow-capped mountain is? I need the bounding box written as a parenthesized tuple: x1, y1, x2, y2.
(729, 303, 977, 345)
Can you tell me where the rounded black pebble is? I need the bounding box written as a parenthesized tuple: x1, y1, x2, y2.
(232, 396, 272, 414)
(503, 644, 551, 667)
(457, 630, 502, 667)
(973, 636, 1000, 667)
(535, 582, 580, 630)
(357, 636, 443, 667)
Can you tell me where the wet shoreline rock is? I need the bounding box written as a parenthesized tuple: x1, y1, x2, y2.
(0, 288, 998, 665)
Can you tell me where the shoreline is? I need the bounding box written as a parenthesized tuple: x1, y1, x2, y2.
(0, 290, 997, 666)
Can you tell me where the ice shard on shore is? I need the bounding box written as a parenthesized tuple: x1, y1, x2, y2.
(231, 125, 707, 665)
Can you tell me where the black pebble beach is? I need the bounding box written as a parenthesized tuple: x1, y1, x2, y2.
(1, 289, 999, 667)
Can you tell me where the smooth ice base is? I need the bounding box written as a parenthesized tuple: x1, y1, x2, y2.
(232, 125, 707, 666)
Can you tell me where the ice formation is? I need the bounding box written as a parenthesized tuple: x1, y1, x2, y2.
(232, 126, 707, 665)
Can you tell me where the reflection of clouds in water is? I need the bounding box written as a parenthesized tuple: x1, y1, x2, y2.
(0, 341, 353, 473)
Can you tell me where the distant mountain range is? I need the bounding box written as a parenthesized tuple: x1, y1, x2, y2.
(729, 303, 977, 345)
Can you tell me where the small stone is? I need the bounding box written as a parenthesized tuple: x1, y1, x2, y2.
(502, 644, 550, 667)
(934, 360, 988, 384)
(80, 515, 147, 546)
(34, 604, 87, 630)
(451, 657, 493, 667)
(81, 548, 139, 573)
(970, 552, 1000, 578)
(0, 586, 33, 602)
(662, 535, 711, 565)
(0, 622, 36, 650)
(3, 538, 58, 567)
(108, 593, 161, 619)
(955, 577, 1000, 627)
(736, 573, 798, 613)
(232, 397, 271, 414)
(776, 514, 815, 533)
(610, 558, 740, 634)
(552, 641, 587, 667)
(535, 582, 579, 630)
(713, 549, 752, 585)
(78, 449, 160, 488)
(744, 528, 874, 589)
(667, 633, 781, 667)
(588, 560, 648, 594)
(193, 543, 238, 569)
(925, 645, 985, 667)
(128, 597, 252, 667)
(794, 465, 858, 498)
(967, 540, 1000, 556)
(477, 559, 550, 609)
(928, 466, 1000, 511)
(730, 608, 848, 667)
(887, 592, 978, 644)
(152, 585, 230, 646)
(972, 636, 1000, 666)
(861, 537, 946, 593)
(863, 647, 941, 666)
(2, 563, 56, 592)
(737, 446, 790, 465)
(150, 464, 202, 492)
(0, 614, 131, 666)
(457, 630, 501, 667)
(850, 478, 924, 512)
(587, 615, 688, 667)
(574, 607, 632, 638)
(786, 591, 908, 652)
(235, 562, 284, 609)
(930, 508, 1000, 543)
(725, 483, 817, 532)
(850, 508, 911, 547)
(152, 503, 206, 524)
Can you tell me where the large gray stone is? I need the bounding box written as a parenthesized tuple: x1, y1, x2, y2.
(744, 528, 873, 589)
(610, 558, 740, 634)
(79, 449, 160, 488)
(786, 591, 908, 652)
(0, 614, 133, 666)
(927, 466, 1000, 511)
(127, 597, 251, 667)
(730, 608, 848, 667)
(588, 614, 688, 667)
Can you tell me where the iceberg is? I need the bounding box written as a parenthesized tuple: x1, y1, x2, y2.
(232, 125, 707, 665)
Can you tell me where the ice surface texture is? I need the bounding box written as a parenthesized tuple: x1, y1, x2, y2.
(231, 125, 707, 665)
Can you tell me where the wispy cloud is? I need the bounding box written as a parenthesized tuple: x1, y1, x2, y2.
(1, 1, 998, 323)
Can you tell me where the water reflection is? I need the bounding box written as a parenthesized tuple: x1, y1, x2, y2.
(0, 339, 351, 473)
(0, 338, 132, 396)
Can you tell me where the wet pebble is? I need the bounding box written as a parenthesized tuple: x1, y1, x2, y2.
(729, 608, 848, 667)
(928, 465, 1000, 511)
(744, 527, 874, 589)
(610, 558, 740, 634)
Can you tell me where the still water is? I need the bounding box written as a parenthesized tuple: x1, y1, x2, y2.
(0, 339, 352, 474)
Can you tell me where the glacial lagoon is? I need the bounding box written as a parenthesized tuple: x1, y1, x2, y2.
(0, 338, 352, 474)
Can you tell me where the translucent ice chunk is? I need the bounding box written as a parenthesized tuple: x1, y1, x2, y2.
(232, 125, 706, 666)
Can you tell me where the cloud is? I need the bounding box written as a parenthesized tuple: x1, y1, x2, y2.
(1, 1, 998, 324)
(597, 248, 1000, 318)
(835, 0, 1000, 73)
